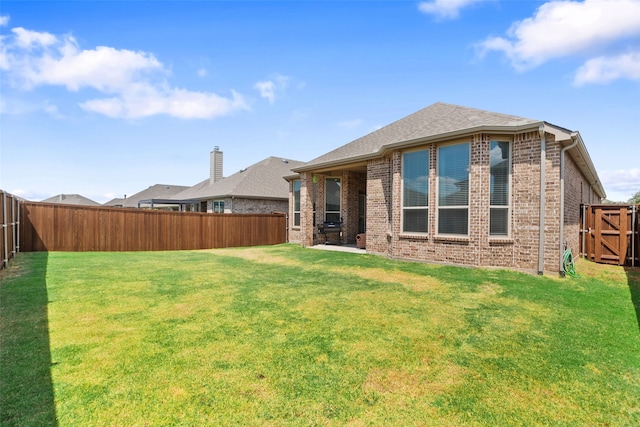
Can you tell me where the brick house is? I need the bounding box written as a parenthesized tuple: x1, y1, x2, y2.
(288, 102, 605, 274)
(167, 148, 305, 214)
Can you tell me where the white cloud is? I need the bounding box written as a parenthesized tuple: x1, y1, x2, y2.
(254, 80, 276, 104)
(0, 15, 10, 26)
(418, 0, 480, 20)
(80, 85, 246, 119)
(0, 24, 248, 119)
(197, 68, 207, 78)
(477, 0, 640, 81)
(254, 73, 290, 104)
(12, 27, 57, 49)
(599, 168, 640, 201)
(574, 51, 640, 85)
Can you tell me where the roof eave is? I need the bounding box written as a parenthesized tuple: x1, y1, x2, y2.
(294, 122, 545, 173)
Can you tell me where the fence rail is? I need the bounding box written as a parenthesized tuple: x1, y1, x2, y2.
(20, 202, 287, 252)
(1, 191, 21, 269)
(581, 204, 639, 267)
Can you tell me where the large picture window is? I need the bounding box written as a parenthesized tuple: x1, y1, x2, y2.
(293, 180, 301, 226)
(490, 141, 510, 236)
(325, 177, 341, 223)
(402, 149, 429, 233)
(437, 142, 469, 235)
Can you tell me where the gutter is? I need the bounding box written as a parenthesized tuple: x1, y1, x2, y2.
(559, 133, 580, 276)
(538, 126, 546, 275)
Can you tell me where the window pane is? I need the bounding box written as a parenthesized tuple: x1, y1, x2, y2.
(490, 208, 508, 235)
(294, 212, 300, 227)
(325, 178, 341, 212)
(490, 141, 509, 206)
(326, 212, 341, 223)
(403, 150, 429, 207)
(438, 143, 469, 206)
(403, 209, 428, 233)
(438, 208, 468, 235)
(293, 180, 301, 211)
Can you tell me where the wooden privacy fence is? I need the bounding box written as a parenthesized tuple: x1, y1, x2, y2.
(581, 204, 639, 267)
(21, 202, 287, 252)
(1, 191, 21, 269)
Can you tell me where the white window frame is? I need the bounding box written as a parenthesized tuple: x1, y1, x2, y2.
(436, 141, 470, 236)
(293, 179, 301, 227)
(401, 148, 430, 234)
(213, 200, 225, 213)
(489, 140, 512, 237)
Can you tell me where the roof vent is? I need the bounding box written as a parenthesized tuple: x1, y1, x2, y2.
(282, 159, 289, 163)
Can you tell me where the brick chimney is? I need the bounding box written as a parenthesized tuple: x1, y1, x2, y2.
(210, 146, 223, 184)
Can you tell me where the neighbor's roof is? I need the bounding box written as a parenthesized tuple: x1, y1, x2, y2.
(120, 184, 190, 208)
(296, 102, 540, 171)
(41, 194, 101, 206)
(171, 156, 306, 201)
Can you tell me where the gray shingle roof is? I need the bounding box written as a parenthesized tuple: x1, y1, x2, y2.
(41, 194, 101, 206)
(171, 156, 306, 201)
(120, 184, 190, 208)
(297, 102, 540, 171)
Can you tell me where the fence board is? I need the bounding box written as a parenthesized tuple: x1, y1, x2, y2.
(1, 191, 20, 269)
(20, 202, 287, 252)
(581, 204, 639, 267)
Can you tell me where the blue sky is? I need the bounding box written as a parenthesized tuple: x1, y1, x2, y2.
(1, 0, 639, 203)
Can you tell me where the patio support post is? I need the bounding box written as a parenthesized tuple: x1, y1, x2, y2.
(300, 172, 315, 247)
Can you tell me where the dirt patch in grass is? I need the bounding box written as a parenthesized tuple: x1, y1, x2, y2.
(363, 362, 467, 397)
(210, 247, 300, 268)
(338, 267, 444, 292)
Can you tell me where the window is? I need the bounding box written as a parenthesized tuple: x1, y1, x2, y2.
(325, 177, 341, 223)
(402, 149, 429, 233)
(490, 141, 510, 236)
(293, 180, 301, 226)
(437, 142, 469, 235)
(213, 200, 224, 213)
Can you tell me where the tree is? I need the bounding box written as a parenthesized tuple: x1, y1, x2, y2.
(628, 190, 640, 204)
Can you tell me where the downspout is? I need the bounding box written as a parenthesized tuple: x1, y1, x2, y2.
(538, 126, 546, 275)
(559, 133, 580, 276)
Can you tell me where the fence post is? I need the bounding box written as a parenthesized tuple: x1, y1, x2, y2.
(633, 204, 637, 267)
(2, 191, 8, 269)
(15, 198, 20, 254)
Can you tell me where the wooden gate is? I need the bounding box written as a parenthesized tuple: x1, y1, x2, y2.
(581, 204, 639, 267)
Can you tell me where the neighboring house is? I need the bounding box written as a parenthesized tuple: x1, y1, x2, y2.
(41, 194, 101, 206)
(289, 102, 606, 275)
(168, 148, 305, 214)
(103, 197, 126, 207)
(117, 184, 190, 209)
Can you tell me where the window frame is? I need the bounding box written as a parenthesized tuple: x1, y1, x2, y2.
(213, 200, 225, 213)
(436, 141, 470, 237)
(489, 140, 512, 237)
(324, 177, 341, 223)
(293, 179, 301, 227)
(401, 148, 430, 234)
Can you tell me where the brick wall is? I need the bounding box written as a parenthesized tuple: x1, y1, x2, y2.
(367, 157, 392, 256)
(386, 132, 551, 272)
(208, 197, 287, 214)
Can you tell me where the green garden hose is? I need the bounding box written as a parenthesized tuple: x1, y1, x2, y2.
(563, 248, 576, 277)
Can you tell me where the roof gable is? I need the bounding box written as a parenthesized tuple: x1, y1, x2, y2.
(298, 102, 540, 170)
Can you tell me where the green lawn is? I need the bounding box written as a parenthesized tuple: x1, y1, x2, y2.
(1, 244, 639, 426)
